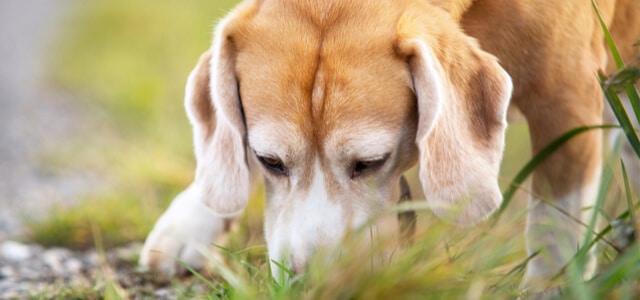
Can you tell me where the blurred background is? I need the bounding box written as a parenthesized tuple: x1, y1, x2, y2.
(0, 0, 241, 248)
(0, 0, 535, 251)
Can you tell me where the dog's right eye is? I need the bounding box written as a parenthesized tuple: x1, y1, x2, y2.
(351, 153, 390, 179)
(257, 155, 288, 176)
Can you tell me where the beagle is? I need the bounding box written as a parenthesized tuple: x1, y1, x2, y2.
(140, 0, 640, 291)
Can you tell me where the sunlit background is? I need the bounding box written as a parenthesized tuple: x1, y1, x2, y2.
(0, 0, 242, 248)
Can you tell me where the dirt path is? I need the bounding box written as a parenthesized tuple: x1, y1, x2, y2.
(0, 0, 100, 240)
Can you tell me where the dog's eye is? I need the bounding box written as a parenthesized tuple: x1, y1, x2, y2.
(257, 155, 287, 176)
(351, 154, 389, 179)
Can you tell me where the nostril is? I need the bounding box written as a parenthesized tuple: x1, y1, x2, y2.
(289, 258, 301, 275)
(290, 245, 316, 275)
(289, 256, 306, 275)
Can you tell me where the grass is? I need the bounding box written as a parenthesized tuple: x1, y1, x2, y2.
(207, 212, 529, 299)
(25, 0, 640, 298)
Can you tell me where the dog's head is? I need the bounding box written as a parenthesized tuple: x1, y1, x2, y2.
(185, 0, 511, 277)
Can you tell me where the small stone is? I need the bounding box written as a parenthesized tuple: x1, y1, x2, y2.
(43, 249, 66, 276)
(1, 241, 31, 262)
(20, 266, 45, 281)
(85, 251, 100, 266)
(0, 266, 15, 279)
(154, 288, 172, 298)
(0, 279, 16, 290)
(65, 258, 84, 274)
(47, 247, 73, 259)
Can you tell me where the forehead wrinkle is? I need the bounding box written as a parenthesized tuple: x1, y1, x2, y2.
(236, 0, 327, 145)
(303, 1, 407, 145)
(238, 0, 414, 158)
(311, 36, 414, 140)
(247, 120, 306, 159)
(326, 126, 400, 160)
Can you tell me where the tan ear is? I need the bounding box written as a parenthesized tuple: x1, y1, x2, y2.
(396, 14, 512, 225)
(184, 14, 250, 217)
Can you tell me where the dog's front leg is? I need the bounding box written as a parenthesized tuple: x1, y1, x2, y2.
(519, 82, 603, 292)
(139, 184, 232, 276)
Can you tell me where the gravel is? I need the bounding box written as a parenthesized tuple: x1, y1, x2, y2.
(0, 240, 216, 299)
(2, 241, 118, 298)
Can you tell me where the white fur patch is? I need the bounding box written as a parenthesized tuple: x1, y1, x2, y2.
(522, 174, 601, 288)
(140, 184, 226, 275)
(409, 40, 445, 139)
(326, 127, 398, 161)
(248, 121, 304, 160)
(267, 160, 346, 280)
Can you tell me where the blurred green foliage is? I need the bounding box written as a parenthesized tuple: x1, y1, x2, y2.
(30, 0, 239, 249)
(52, 0, 237, 135)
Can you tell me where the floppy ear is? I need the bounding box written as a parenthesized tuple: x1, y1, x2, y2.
(396, 12, 512, 225)
(184, 15, 250, 217)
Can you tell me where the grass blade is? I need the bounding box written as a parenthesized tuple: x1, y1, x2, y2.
(588, 243, 640, 298)
(600, 72, 640, 158)
(270, 259, 296, 284)
(592, 0, 640, 154)
(624, 84, 640, 127)
(621, 160, 637, 224)
(493, 125, 617, 224)
(591, 0, 624, 68)
(605, 67, 640, 128)
(553, 208, 634, 284)
(174, 255, 225, 295)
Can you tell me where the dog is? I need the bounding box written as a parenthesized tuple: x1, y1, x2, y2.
(139, 0, 640, 292)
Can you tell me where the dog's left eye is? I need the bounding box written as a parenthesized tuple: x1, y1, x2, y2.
(257, 155, 288, 176)
(351, 154, 389, 179)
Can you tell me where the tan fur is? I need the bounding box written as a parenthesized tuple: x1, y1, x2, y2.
(141, 0, 640, 291)
(187, 51, 215, 139)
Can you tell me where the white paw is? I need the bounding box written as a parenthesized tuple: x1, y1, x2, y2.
(139, 184, 227, 276)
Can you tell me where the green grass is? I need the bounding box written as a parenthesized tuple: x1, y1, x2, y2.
(218, 212, 529, 299)
(27, 0, 640, 298)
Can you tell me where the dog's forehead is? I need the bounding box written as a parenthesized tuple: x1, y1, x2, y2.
(235, 1, 415, 149)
